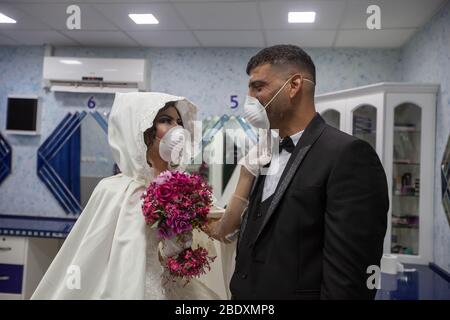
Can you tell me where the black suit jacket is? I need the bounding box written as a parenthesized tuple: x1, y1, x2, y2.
(230, 113, 389, 300)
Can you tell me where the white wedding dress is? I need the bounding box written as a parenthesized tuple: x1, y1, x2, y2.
(32, 92, 219, 300)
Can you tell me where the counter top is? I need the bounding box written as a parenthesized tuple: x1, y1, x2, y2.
(0, 214, 77, 239)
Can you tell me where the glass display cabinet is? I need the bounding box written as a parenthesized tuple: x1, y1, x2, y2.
(316, 83, 438, 264)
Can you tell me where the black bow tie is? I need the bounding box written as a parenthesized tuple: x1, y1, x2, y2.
(279, 136, 295, 153)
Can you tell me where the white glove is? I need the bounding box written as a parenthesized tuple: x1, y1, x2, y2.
(209, 194, 249, 243)
(238, 131, 272, 176)
(204, 193, 248, 243)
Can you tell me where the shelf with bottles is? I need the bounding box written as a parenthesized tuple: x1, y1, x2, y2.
(353, 110, 377, 150)
(393, 160, 420, 165)
(353, 131, 377, 136)
(353, 123, 376, 133)
(394, 124, 420, 133)
(391, 244, 417, 255)
(392, 172, 420, 197)
(393, 189, 420, 197)
(353, 114, 376, 134)
(393, 147, 420, 168)
(393, 194, 420, 198)
(391, 232, 418, 255)
(392, 214, 419, 229)
(392, 224, 419, 229)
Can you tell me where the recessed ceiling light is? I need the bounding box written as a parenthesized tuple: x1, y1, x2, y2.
(129, 13, 159, 25)
(60, 59, 82, 65)
(0, 12, 16, 24)
(288, 11, 316, 23)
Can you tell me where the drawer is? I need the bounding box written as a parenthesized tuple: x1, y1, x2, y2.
(0, 236, 26, 265)
(0, 264, 24, 294)
(0, 292, 22, 300)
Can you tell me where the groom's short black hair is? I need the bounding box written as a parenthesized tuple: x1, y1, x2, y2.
(246, 44, 316, 83)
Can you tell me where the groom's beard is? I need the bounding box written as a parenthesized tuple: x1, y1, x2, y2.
(268, 108, 290, 130)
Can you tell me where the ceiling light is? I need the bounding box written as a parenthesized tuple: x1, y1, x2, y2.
(288, 11, 316, 23)
(60, 59, 82, 65)
(0, 12, 16, 24)
(129, 13, 159, 25)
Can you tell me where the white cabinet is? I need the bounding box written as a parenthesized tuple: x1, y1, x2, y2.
(316, 82, 439, 265)
(0, 236, 61, 299)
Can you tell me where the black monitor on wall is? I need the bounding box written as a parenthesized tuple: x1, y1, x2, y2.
(6, 96, 40, 135)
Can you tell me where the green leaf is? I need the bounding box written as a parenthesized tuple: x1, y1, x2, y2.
(150, 220, 160, 229)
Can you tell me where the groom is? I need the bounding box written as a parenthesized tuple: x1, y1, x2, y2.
(230, 45, 389, 300)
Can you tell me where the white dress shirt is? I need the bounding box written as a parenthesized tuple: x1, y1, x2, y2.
(262, 130, 304, 202)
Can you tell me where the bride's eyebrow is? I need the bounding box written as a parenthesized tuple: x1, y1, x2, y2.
(156, 114, 172, 121)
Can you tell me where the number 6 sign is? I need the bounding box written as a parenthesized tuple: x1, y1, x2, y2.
(87, 96, 96, 109)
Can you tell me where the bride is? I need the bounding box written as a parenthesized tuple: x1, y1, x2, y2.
(31, 92, 226, 299)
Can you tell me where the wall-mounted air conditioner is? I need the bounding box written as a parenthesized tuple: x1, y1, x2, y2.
(42, 57, 148, 93)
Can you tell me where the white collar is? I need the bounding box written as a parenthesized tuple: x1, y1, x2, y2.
(290, 130, 304, 146)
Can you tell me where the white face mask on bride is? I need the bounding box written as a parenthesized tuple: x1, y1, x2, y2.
(157, 125, 191, 166)
(243, 74, 315, 130)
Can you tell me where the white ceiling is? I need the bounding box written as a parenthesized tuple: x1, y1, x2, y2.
(0, 0, 447, 48)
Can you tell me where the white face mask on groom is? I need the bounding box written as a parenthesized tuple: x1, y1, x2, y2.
(243, 74, 315, 130)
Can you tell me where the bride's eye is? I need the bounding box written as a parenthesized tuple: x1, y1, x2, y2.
(158, 116, 171, 124)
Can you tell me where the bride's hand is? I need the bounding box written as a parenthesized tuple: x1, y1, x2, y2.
(200, 218, 218, 238)
(202, 219, 232, 244)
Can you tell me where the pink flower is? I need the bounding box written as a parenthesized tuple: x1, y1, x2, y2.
(156, 221, 174, 239)
(167, 215, 192, 234)
(155, 184, 173, 203)
(165, 247, 216, 281)
(154, 170, 172, 185)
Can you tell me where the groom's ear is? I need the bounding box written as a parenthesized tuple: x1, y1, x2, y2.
(288, 74, 303, 99)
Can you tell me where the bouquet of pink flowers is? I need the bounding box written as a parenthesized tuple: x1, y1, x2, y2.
(141, 170, 216, 282)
